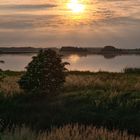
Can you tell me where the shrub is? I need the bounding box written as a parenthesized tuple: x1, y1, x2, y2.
(124, 67, 140, 74)
(18, 49, 69, 94)
(0, 69, 5, 81)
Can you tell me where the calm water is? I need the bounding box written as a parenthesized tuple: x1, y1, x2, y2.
(0, 54, 140, 72)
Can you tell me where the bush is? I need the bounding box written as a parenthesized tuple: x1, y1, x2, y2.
(0, 69, 5, 81)
(124, 67, 140, 74)
(18, 49, 69, 94)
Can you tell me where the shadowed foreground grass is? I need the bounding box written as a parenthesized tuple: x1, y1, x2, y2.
(1, 125, 140, 140)
(0, 71, 140, 136)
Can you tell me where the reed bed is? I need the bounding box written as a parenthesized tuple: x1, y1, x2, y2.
(1, 125, 140, 140)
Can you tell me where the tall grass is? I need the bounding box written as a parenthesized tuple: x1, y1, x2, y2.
(1, 72, 140, 95)
(65, 73, 140, 91)
(1, 125, 140, 140)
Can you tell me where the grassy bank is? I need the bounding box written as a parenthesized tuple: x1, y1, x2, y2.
(0, 71, 140, 137)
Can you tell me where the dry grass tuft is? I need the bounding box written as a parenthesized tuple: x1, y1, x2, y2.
(0, 76, 21, 95)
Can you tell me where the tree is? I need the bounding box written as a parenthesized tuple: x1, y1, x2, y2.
(19, 49, 69, 94)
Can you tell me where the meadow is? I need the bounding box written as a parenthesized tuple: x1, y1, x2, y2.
(0, 70, 140, 139)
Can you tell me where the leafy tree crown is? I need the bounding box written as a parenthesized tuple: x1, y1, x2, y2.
(19, 49, 69, 94)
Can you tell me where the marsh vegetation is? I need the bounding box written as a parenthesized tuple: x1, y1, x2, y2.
(0, 70, 140, 138)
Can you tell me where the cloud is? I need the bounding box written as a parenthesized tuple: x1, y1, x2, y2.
(0, 4, 57, 11)
(0, 13, 140, 31)
(0, 14, 60, 30)
(98, 16, 140, 26)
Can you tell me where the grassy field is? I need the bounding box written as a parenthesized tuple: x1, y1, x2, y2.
(1, 70, 140, 94)
(0, 70, 140, 138)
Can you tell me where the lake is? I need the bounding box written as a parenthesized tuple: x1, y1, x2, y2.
(0, 54, 140, 72)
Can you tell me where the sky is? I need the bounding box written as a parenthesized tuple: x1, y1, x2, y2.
(0, 0, 140, 48)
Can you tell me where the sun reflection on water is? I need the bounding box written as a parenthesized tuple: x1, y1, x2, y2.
(68, 54, 80, 63)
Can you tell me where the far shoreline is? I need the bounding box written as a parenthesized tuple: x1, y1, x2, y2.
(0, 46, 140, 55)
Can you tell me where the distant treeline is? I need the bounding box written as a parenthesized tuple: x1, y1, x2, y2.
(0, 47, 58, 54)
(60, 46, 140, 54)
(0, 46, 140, 54)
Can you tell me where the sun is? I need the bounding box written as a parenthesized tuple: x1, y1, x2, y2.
(67, 0, 85, 13)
